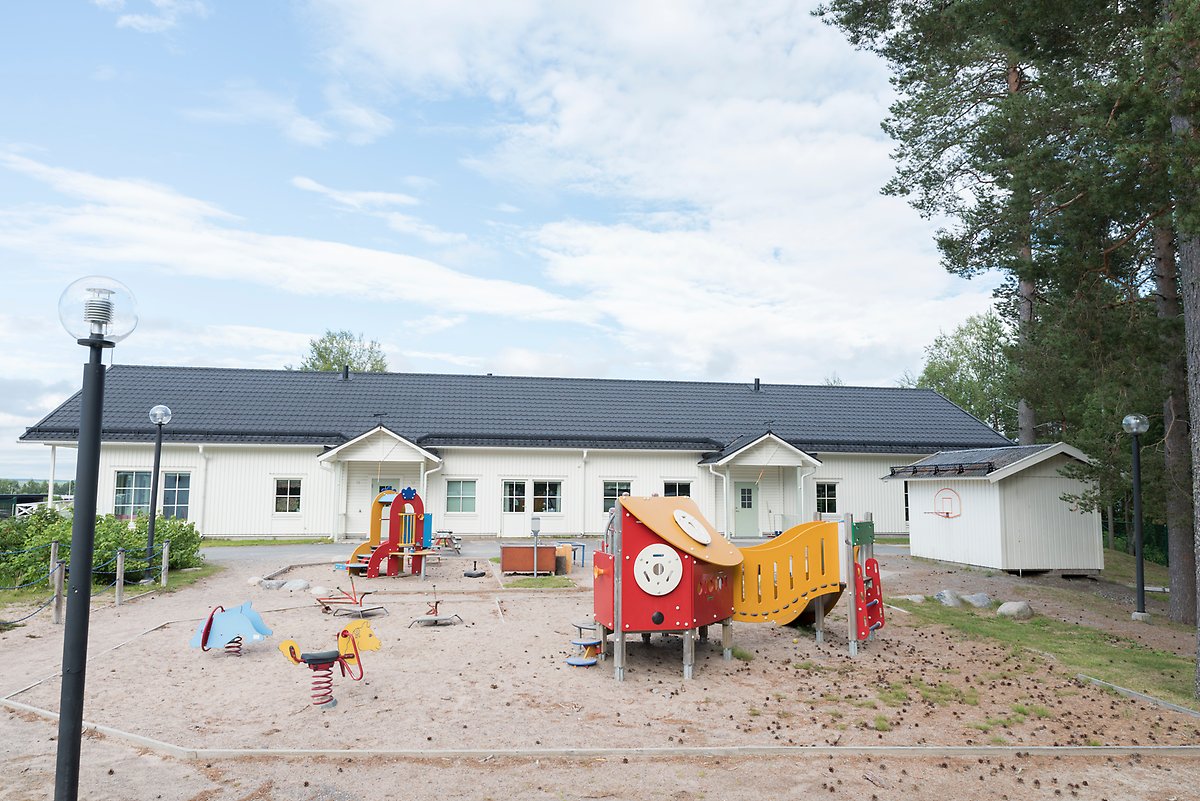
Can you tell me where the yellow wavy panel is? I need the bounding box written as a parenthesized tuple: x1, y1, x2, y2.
(732, 521, 843, 625)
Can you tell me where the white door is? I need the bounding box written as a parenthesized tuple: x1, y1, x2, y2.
(501, 480, 529, 537)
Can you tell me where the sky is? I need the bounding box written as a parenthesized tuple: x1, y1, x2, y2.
(0, 1, 1000, 479)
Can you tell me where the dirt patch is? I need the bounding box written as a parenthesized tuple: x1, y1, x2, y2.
(1, 549, 1197, 800)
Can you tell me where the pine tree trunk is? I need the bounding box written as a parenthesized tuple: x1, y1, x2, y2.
(1153, 226, 1197, 624)
(1178, 232, 1200, 699)
(1009, 62, 1037, 446)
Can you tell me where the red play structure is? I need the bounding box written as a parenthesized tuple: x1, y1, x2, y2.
(342, 487, 431, 579)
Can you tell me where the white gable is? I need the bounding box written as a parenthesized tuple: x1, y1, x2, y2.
(317, 427, 438, 464)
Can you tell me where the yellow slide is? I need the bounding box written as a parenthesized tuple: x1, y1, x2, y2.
(732, 521, 844, 625)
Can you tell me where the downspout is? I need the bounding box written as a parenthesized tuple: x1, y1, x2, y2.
(422, 459, 443, 499)
(580, 449, 589, 536)
(48, 445, 57, 509)
(708, 464, 729, 536)
(196, 445, 208, 535)
(797, 465, 816, 524)
(318, 457, 336, 540)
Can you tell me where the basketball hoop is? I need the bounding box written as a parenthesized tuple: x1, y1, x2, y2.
(924, 510, 955, 518)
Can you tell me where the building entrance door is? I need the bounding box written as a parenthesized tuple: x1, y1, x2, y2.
(500, 480, 529, 537)
(734, 481, 759, 537)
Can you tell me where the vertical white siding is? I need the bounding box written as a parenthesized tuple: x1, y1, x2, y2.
(97, 443, 337, 537)
(422, 448, 721, 537)
(999, 456, 1102, 570)
(341, 463, 421, 538)
(807, 454, 921, 534)
(907, 479, 1003, 568)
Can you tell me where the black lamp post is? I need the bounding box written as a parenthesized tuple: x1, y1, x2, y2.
(144, 404, 172, 581)
(1122, 412, 1151, 622)
(54, 276, 137, 801)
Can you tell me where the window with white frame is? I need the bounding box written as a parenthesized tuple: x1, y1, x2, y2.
(603, 481, 631, 512)
(114, 471, 151, 518)
(739, 487, 754, 509)
(161, 472, 190, 519)
(663, 481, 691, 497)
(533, 481, 561, 513)
(275, 478, 302, 513)
(446, 480, 476, 513)
(816, 482, 838, 514)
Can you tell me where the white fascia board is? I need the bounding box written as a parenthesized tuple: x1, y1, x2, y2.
(712, 433, 821, 467)
(986, 442, 1092, 483)
(316, 425, 441, 464)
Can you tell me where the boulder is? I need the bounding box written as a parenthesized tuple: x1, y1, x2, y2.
(280, 579, 310, 591)
(898, 594, 926, 604)
(996, 601, 1034, 620)
(310, 586, 331, 596)
(962, 592, 992, 608)
(259, 579, 286, 590)
(934, 589, 963, 607)
(247, 576, 262, 586)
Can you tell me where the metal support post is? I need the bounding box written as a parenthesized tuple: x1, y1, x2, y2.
(115, 549, 125, 607)
(160, 540, 170, 587)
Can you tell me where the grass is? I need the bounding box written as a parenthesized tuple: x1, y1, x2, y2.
(891, 597, 1198, 710)
(202, 537, 330, 547)
(731, 646, 755, 662)
(875, 536, 910, 545)
(877, 682, 911, 707)
(871, 714, 892, 732)
(505, 575, 574, 589)
(1100, 547, 1171, 588)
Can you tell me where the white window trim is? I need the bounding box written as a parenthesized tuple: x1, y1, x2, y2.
(273, 476, 304, 516)
(531, 479, 565, 516)
(444, 478, 479, 516)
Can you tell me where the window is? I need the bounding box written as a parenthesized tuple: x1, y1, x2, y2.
(502, 481, 526, 513)
(739, 487, 754, 509)
(114, 471, 151, 518)
(275, 478, 302, 513)
(663, 481, 690, 497)
(533, 481, 561, 513)
(161, 472, 190, 519)
(816, 482, 837, 514)
(446, 480, 476, 513)
(903, 481, 909, 524)
(603, 481, 631, 512)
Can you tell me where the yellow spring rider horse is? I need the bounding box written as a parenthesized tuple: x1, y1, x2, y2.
(279, 619, 381, 708)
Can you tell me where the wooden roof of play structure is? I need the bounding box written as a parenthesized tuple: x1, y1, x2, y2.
(620, 496, 743, 567)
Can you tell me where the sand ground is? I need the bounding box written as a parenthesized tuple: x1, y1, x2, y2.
(1, 543, 1198, 801)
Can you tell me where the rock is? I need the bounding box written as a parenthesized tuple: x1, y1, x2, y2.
(962, 592, 992, 608)
(996, 601, 1033, 620)
(280, 579, 310, 591)
(247, 576, 262, 586)
(898, 594, 926, 604)
(934, 589, 963, 607)
(259, 579, 286, 590)
(310, 586, 331, 596)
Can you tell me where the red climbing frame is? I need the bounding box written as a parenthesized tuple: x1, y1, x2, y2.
(854, 557, 885, 641)
(366, 489, 426, 578)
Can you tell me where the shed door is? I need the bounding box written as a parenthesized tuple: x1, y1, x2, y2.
(734, 482, 759, 537)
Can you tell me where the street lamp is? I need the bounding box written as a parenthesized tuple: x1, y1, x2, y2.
(54, 277, 137, 801)
(144, 404, 172, 582)
(531, 515, 542, 578)
(1122, 413, 1150, 623)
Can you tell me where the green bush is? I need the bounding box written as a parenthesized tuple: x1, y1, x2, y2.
(1, 513, 204, 586)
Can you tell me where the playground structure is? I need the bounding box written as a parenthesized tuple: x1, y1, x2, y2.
(341, 487, 433, 579)
(407, 585, 463, 627)
(591, 496, 884, 679)
(279, 619, 381, 707)
(189, 601, 272, 656)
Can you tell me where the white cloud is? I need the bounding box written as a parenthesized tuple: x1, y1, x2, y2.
(323, 85, 394, 145)
(185, 84, 335, 146)
(0, 154, 594, 325)
(495, 203, 521, 214)
(94, 0, 209, 34)
(291, 176, 419, 209)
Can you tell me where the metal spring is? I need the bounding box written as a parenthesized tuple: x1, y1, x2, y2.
(310, 664, 334, 706)
(224, 636, 243, 657)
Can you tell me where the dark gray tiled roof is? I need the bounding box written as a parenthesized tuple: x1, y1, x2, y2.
(21, 365, 1015, 456)
(886, 444, 1055, 478)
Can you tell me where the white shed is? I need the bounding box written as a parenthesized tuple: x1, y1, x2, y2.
(886, 443, 1103, 573)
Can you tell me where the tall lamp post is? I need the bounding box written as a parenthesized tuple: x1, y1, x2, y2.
(1122, 413, 1151, 623)
(144, 404, 172, 582)
(531, 515, 542, 578)
(54, 277, 137, 801)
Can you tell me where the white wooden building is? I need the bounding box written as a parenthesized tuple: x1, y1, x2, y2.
(889, 443, 1103, 572)
(22, 366, 1016, 541)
